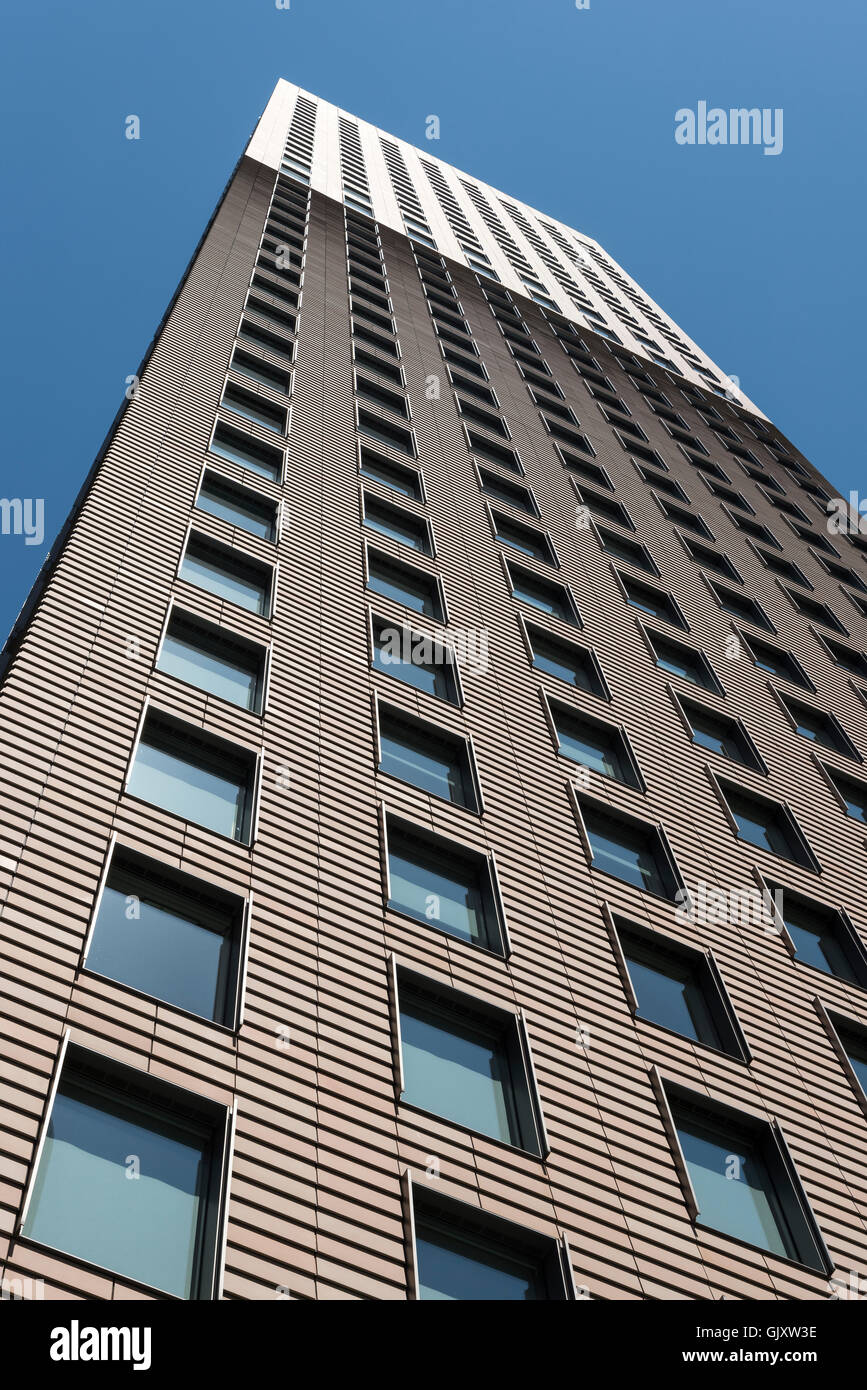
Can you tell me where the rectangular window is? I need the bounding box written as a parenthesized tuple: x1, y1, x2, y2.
(769, 883, 867, 983)
(507, 562, 580, 626)
(358, 408, 415, 456)
(127, 711, 256, 842)
(196, 472, 277, 542)
(646, 631, 723, 693)
(356, 374, 409, 418)
(157, 610, 266, 712)
(614, 919, 746, 1058)
(359, 446, 422, 501)
(709, 581, 774, 632)
(620, 574, 687, 629)
(526, 624, 607, 697)
(681, 536, 742, 583)
(410, 1187, 571, 1300)
(665, 1087, 828, 1271)
(397, 972, 542, 1152)
(378, 704, 478, 810)
(371, 617, 459, 704)
(465, 430, 521, 473)
(823, 638, 867, 678)
(367, 549, 444, 620)
(353, 348, 403, 387)
(678, 696, 764, 770)
(596, 527, 657, 574)
(220, 384, 287, 436)
(740, 634, 813, 690)
(180, 535, 273, 616)
(779, 694, 859, 758)
(385, 815, 506, 953)
(492, 512, 556, 565)
(718, 780, 816, 869)
(551, 702, 642, 787)
(237, 320, 294, 360)
(230, 348, 291, 395)
(575, 488, 634, 531)
(824, 765, 867, 822)
(209, 422, 283, 482)
(23, 1047, 226, 1297)
(85, 848, 244, 1025)
(785, 588, 848, 633)
(363, 493, 433, 555)
(755, 549, 811, 586)
(577, 796, 682, 899)
(478, 469, 537, 515)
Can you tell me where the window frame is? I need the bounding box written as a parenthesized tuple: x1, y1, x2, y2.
(373, 693, 483, 814)
(18, 1038, 235, 1300)
(380, 808, 511, 957)
(391, 963, 548, 1158)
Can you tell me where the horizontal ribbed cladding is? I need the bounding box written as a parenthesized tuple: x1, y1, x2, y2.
(0, 156, 865, 1305)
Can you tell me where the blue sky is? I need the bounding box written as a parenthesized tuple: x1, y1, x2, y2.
(0, 0, 863, 639)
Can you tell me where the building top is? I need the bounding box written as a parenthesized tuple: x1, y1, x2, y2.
(247, 80, 762, 415)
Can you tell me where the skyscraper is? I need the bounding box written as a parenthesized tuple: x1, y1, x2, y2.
(1, 80, 866, 1303)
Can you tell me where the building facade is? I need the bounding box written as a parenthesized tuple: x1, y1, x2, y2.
(1, 81, 866, 1302)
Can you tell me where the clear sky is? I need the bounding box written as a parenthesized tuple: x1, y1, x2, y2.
(0, 0, 863, 640)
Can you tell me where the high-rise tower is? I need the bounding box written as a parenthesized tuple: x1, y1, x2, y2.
(1, 81, 865, 1303)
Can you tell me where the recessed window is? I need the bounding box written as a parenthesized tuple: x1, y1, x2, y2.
(410, 1187, 571, 1301)
(559, 451, 609, 488)
(180, 535, 273, 616)
(352, 320, 399, 357)
(790, 524, 838, 556)
(466, 430, 521, 473)
(237, 319, 294, 360)
(740, 633, 813, 689)
(709, 581, 774, 632)
(823, 764, 867, 822)
(778, 693, 859, 758)
(85, 848, 244, 1024)
(478, 469, 537, 514)
(492, 512, 556, 564)
(717, 779, 816, 869)
(754, 549, 811, 586)
(785, 588, 847, 633)
(825, 1012, 867, 1111)
(220, 383, 287, 435)
(729, 513, 781, 548)
(681, 536, 741, 583)
(575, 487, 634, 531)
(22, 1047, 227, 1298)
(819, 557, 867, 592)
(385, 815, 507, 954)
(371, 616, 459, 704)
(507, 562, 580, 625)
(550, 701, 643, 787)
(638, 466, 686, 500)
(363, 493, 433, 555)
(678, 696, 764, 770)
(576, 796, 682, 899)
(708, 481, 753, 513)
(209, 422, 283, 482)
(157, 610, 266, 712)
(356, 374, 409, 419)
(526, 625, 607, 696)
(396, 971, 543, 1152)
(359, 446, 422, 501)
(658, 499, 713, 539)
(620, 574, 687, 630)
(358, 408, 415, 456)
(230, 348, 291, 395)
(614, 918, 746, 1058)
(353, 347, 403, 387)
(196, 472, 277, 542)
(822, 638, 867, 678)
(378, 704, 479, 810)
(367, 548, 444, 620)
(646, 630, 724, 693)
(127, 711, 256, 842)
(664, 1086, 829, 1270)
(769, 882, 867, 983)
(595, 527, 657, 573)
